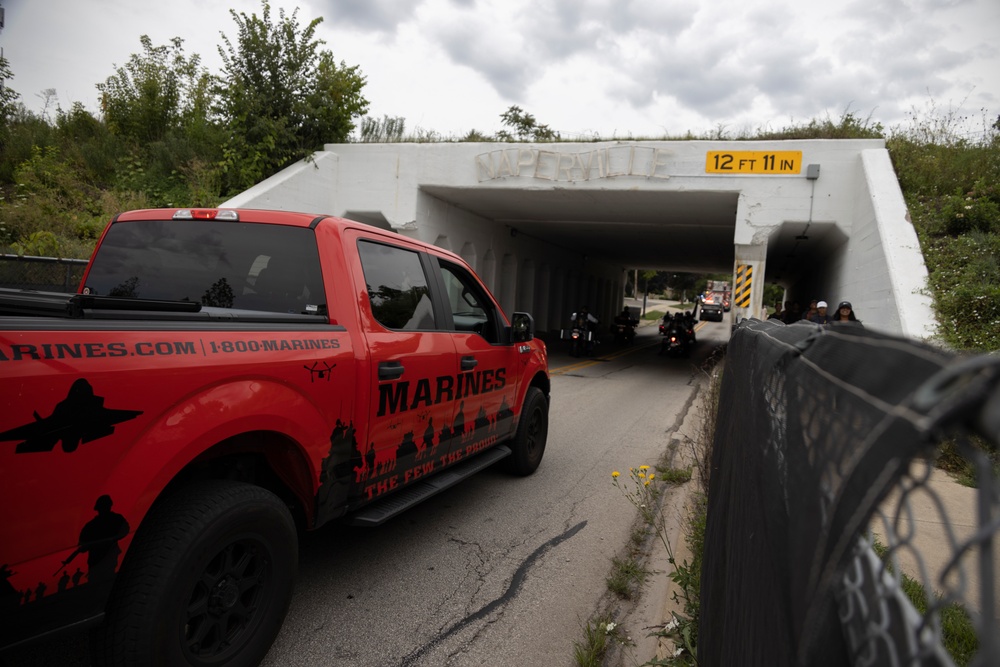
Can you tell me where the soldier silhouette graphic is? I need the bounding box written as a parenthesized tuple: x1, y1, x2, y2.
(61, 495, 130, 587)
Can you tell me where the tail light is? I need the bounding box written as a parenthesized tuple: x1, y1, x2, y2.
(172, 209, 240, 221)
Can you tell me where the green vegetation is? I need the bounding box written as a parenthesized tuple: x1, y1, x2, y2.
(573, 615, 623, 667)
(215, 3, 367, 193)
(885, 108, 1000, 352)
(936, 434, 1000, 488)
(655, 465, 692, 485)
(495, 105, 559, 142)
(652, 493, 706, 666)
(871, 540, 979, 665)
(0, 1, 368, 257)
(606, 556, 648, 600)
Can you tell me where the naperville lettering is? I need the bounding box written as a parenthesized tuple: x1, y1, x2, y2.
(377, 368, 507, 416)
(476, 145, 672, 183)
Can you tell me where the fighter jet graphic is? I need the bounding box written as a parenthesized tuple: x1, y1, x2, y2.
(0, 378, 143, 454)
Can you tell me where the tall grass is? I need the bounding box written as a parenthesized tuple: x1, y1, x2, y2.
(886, 106, 1000, 351)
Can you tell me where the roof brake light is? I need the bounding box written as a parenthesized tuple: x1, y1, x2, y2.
(172, 209, 240, 221)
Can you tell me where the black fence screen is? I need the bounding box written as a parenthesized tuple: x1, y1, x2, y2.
(0, 254, 88, 292)
(700, 318, 998, 667)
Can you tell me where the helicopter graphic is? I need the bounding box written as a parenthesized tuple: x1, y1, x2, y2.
(304, 361, 336, 382)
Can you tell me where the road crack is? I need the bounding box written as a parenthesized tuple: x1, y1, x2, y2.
(399, 521, 588, 666)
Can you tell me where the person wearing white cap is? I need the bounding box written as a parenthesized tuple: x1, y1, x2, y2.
(810, 300, 831, 324)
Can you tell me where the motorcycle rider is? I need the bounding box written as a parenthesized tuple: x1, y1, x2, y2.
(660, 310, 695, 356)
(681, 311, 697, 344)
(571, 305, 599, 328)
(569, 305, 599, 355)
(613, 306, 639, 343)
(659, 311, 674, 335)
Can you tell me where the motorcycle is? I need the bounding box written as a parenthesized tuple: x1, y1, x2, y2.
(660, 320, 695, 357)
(611, 314, 638, 345)
(561, 316, 594, 357)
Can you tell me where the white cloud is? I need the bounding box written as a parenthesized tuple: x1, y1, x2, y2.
(1, 0, 996, 139)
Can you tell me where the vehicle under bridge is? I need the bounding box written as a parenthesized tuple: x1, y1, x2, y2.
(224, 138, 936, 340)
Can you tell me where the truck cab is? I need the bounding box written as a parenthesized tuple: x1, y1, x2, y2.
(0, 208, 550, 666)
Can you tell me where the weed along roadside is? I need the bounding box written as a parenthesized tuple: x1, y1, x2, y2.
(574, 355, 722, 667)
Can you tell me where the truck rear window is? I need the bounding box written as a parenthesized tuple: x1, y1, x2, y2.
(84, 220, 325, 314)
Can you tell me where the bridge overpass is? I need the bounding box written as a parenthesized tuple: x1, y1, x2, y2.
(223, 139, 936, 340)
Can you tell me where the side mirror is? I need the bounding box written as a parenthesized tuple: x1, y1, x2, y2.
(510, 312, 534, 343)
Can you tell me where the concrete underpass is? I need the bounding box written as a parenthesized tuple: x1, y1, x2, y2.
(224, 138, 936, 340)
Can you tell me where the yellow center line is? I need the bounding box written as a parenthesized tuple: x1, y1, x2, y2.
(550, 339, 660, 375)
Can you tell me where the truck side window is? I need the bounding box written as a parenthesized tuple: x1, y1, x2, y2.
(358, 241, 436, 330)
(436, 259, 498, 343)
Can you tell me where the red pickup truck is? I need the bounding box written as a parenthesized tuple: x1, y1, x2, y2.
(0, 208, 550, 666)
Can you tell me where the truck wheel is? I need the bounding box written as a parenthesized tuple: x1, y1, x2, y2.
(92, 481, 297, 667)
(506, 387, 548, 476)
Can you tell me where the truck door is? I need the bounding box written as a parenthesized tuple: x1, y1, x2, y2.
(351, 238, 458, 504)
(428, 257, 520, 460)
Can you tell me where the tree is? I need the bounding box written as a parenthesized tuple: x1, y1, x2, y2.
(496, 105, 558, 142)
(668, 272, 699, 303)
(303, 52, 368, 146)
(97, 35, 213, 144)
(94, 36, 223, 207)
(0, 54, 20, 130)
(630, 270, 659, 297)
(215, 1, 369, 193)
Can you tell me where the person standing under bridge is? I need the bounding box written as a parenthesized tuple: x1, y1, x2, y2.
(781, 301, 802, 323)
(803, 299, 820, 322)
(810, 301, 831, 324)
(830, 301, 862, 327)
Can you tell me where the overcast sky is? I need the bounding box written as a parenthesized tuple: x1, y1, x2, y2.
(1, 0, 997, 141)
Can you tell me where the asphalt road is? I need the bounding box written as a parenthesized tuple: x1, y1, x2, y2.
(3, 316, 731, 667)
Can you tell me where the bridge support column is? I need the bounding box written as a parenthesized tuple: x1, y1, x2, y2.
(732, 243, 767, 325)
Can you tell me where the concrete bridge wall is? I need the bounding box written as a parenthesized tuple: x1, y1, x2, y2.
(222, 140, 937, 340)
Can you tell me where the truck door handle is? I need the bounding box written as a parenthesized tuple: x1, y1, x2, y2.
(378, 361, 404, 380)
(461, 356, 478, 371)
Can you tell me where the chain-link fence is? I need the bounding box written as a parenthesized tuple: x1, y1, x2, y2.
(700, 319, 999, 667)
(0, 254, 88, 292)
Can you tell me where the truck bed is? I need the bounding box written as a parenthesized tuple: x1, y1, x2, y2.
(0, 288, 327, 325)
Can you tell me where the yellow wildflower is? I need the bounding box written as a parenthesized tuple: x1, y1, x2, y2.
(612, 471, 620, 478)
(639, 465, 650, 471)
(638, 473, 646, 479)
(644, 480, 651, 487)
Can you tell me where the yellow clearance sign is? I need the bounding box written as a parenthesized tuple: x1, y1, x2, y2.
(706, 151, 802, 174)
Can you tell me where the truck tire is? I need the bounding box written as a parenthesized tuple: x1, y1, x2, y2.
(91, 481, 297, 667)
(506, 387, 548, 476)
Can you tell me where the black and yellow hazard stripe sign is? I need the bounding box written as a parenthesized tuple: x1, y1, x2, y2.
(734, 264, 752, 307)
